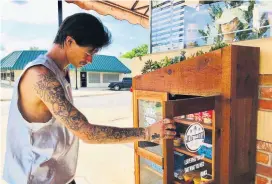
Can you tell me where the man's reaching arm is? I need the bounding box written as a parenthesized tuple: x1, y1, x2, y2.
(30, 66, 175, 144)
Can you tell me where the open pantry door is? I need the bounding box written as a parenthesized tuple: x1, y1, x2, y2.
(133, 90, 172, 184)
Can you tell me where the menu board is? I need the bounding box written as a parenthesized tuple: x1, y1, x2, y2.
(151, 0, 185, 53)
(138, 99, 163, 156)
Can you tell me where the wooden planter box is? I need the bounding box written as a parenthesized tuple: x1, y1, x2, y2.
(133, 45, 260, 184)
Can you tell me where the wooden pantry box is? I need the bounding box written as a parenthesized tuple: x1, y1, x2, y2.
(132, 45, 260, 184)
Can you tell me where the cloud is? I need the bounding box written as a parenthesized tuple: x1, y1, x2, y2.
(1, 33, 51, 58)
(10, 0, 28, 5)
(1, 0, 82, 25)
(99, 44, 129, 57)
(0, 1, 149, 58)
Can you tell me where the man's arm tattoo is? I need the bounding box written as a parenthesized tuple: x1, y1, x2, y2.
(34, 70, 147, 143)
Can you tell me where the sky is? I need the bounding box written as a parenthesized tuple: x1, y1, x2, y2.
(0, 0, 150, 59)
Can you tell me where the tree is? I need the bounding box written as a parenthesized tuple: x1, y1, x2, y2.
(121, 44, 148, 59)
(29, 47, 39, 50)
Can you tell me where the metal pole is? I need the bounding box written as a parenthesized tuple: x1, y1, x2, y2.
(58, 0, 63, 27)
(58, 0, 78, 89)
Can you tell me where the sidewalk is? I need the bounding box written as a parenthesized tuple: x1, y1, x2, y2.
(0, 82, 123, 101)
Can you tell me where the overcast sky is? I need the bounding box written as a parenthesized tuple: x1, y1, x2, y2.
(0, 0, 150, 59)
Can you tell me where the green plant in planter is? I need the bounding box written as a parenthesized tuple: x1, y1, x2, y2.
(141, 59, 154, 74)
(141, 41, 230, 74)
(159, 56, 172, 67)
(209, 41, 229, 51)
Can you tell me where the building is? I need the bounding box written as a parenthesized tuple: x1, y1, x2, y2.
(69, 54, 131, 88)
(1, 50, 47, 85)
(0, 50, 131, 88)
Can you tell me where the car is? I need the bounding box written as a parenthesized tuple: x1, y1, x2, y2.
(108, 77, 132, 91)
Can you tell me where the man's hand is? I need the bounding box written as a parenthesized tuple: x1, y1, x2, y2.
(145, 118, 176, 143)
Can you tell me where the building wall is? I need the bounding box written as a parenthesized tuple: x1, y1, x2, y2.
(131, 37, 272, 183)
(69, 70, 125, 88)
(1, 70, 22, 86)
(4, 69, 126, 89)
(131, 37, 272, 77)
(118, 58, 132, 77)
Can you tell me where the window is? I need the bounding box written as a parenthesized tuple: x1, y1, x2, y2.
(11, 71, 14, 81)
(103, 73, 119, 83)
(1, 73, 5, 80)
(123, 77, 132, 82)
(88, 73, 100, 83)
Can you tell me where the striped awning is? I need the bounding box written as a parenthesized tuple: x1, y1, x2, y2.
(0, 50, 47, 70)
(65, 0, 149, 28)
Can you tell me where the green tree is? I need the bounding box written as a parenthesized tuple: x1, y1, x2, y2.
(121, 44, 148, 59)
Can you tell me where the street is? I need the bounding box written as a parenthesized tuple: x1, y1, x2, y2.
(1, 88, 135, 184)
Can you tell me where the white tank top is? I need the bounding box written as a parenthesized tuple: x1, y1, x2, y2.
(3, 55, 79, 184)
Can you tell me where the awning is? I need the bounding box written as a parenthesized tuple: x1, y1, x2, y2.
(65, 0, 149, 28)
(69, 55, 131, 73)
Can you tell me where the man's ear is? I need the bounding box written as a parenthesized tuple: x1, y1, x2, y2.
(65, 36, 74, 46)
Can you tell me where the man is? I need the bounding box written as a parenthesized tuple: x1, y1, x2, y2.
(3, 13, 176, 184)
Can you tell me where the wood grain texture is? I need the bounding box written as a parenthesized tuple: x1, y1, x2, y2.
(174, 118, 213, 130)
(163, 139, 174, 184)
(136, 147, 163, 166)
(134, 90, 168, 101)
(133, 79, 140, 184)
(165, 96, 216, 117)
(214, 96, 223, 184)
(133, 49, 222, 96)
(133, 90, 169, 184)
(163, 98, 174, 184)
(219, 45, 259, 184)
(133, 45, 260, 184)
(230, 45, 259, 184)
(219, 46, 233, 184)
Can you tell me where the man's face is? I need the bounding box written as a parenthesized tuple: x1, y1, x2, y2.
(221, 17, 239, 33)
(64, 36, 98, 68)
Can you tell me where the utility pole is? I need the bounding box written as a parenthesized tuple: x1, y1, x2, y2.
(58, 0, 78, 89)
(58, 1, 62, 27)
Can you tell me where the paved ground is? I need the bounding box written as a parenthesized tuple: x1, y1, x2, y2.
(0, 81, 126, 101)
(0, 83, 135, 184)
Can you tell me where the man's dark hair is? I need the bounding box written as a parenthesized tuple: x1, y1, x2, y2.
(54, 13, 111, 50)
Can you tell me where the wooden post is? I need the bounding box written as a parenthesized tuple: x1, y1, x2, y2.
(220, 45, 259, 183)
(163, 98, 174, 184)
(133, 80, 140, 184)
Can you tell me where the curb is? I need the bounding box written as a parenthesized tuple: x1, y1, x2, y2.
(73, 92, 121, 98)
(0, 92, 121, 101)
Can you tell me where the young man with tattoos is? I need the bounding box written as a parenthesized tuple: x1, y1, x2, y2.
(3, 13, 176, 184)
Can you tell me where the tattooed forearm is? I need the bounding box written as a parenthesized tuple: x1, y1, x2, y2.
(34, 69, 147, 143)
(80, 124, 147, 143)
